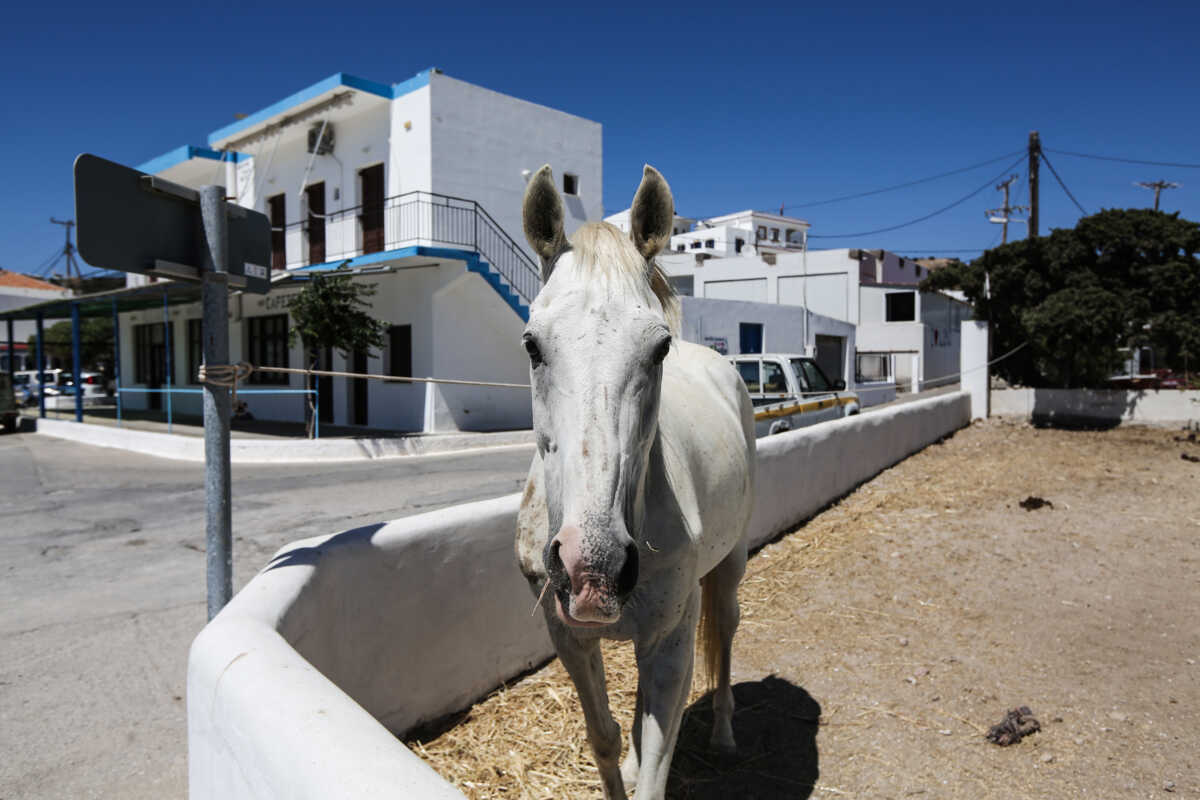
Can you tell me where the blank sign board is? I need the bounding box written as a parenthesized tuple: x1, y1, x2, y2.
(74, 153, 272, 294)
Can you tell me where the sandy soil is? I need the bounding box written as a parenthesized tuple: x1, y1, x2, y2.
(412, 419, 1200, 799)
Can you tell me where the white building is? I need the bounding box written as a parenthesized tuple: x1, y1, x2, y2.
(0, 270, 71, 371)
(115, 69, 603, 432)
(660, 246, 971, 391)
(606, 208, 810, 259)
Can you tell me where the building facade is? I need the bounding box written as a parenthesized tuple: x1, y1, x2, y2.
(115, 69, 604, 431)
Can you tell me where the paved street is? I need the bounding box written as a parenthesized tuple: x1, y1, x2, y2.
(0, 432, 533, 799)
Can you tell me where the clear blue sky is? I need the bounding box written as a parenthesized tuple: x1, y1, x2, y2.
(4, 0, 1198, 278)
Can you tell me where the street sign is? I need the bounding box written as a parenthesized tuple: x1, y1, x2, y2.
(74, 153, 272, 294)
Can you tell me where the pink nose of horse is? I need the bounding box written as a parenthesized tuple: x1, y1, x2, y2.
(549, 524, 639, 625)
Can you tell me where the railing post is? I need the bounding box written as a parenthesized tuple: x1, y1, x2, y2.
(71, 302, 82, 422)
(163, 291, 173, 432)
(36, 312, 45, 419)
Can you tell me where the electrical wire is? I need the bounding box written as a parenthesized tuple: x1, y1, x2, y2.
(1045, 148, 1200, 169)
(809, 155, 1027, 239)
(782, 150, 1025, 211)
(1039, 151, 1088, 216)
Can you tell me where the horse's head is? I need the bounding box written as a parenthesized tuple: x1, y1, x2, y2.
(522, 165, 678, 627)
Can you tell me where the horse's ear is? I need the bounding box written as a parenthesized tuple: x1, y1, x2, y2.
(630, 165, 675, 261)
(522, 165, 569, 281)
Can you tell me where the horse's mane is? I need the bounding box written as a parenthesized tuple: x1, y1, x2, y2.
(564, 222, 680, 334)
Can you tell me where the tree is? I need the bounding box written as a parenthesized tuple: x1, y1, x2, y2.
(287, 273, 388, 437)
(27, 317, 114, 374)
(922, 209, 1200, 388)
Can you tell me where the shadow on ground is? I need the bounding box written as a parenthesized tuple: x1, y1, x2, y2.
(668, 676, 821, 799)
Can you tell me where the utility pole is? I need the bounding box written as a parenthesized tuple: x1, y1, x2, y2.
(1027, 131, 1040, 239)
(986, 174, 1029, 244)
(1135, 180, 1180, 211)
(49, 217, 82, 288)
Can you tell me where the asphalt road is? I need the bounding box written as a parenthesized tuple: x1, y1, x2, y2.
(0, 432, 533, 799)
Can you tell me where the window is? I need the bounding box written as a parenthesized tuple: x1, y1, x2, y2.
(246, 314, 290, 384)
(268, 194, 286, 270)
(762, 360, 787, 393)
(704, 239, 715, 248)
(676, 244, 686, 252)
(735, 238, 745, 254)
(187, 319, 202, 385)
(690, 241, 702, 249)
(756, 225, 767, 240)
(562, 173, 579, 195)
(736, 360, 761, 392)
(388, 324, 412, 383)
(667, 275, 694, 296)
(133, 322, 173, 385)
(885, 292, 916, 322)
(739, 322, 763, 354)
(792, 358, 834, 393)
(770, 227, 780, 242)
(856, 353, 890, 383)
(786, 227, 796, 244)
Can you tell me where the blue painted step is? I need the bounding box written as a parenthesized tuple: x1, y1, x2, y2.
(466, 257, 530, 322)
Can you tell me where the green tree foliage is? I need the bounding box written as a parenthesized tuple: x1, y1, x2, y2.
(286, 273, 387, 436)
(26, 318, 114, 373)
(922, 209, 1200, 388)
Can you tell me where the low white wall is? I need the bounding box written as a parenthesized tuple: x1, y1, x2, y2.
(991, 387, 1200, 426)
(188, 391, 971, 799)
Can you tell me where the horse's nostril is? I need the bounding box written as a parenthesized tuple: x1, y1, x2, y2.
(616, 541, 639, 598)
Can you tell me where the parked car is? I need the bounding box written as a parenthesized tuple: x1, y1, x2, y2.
(48, 371, 110, 405)
(15, 369, 60, 404)
(0, 373, 19, 432)
(730, 353, 860, 437)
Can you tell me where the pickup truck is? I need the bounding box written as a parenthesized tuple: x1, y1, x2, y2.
(730, 353, 860, 437)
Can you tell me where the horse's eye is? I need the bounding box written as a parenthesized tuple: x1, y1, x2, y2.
(524, 337, 543, 368)
(652, 337, 671, 365)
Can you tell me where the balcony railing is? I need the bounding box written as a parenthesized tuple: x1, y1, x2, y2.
(275, 190, 541, 305)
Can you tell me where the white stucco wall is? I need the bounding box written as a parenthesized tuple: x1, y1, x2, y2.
(991, 387, 1200, 426)
(188, 391, 970, 800)
(429, 73, 603, 252)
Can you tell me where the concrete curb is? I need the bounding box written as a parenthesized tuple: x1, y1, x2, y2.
(32, 417, 535, 463)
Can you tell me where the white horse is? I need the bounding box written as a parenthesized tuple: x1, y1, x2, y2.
(515, 165, 756, 799)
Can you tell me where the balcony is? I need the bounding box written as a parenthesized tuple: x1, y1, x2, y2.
(272, 190, 541, 305)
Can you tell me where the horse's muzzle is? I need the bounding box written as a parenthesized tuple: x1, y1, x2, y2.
(546, 524, 639, 626)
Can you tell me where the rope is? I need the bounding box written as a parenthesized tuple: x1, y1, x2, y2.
(911, 340, 1030, 390)
(198, 362, 531, 404)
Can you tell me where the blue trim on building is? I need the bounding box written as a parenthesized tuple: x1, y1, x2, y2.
(392, 68, 434, 99)
(137, 145, 250, 175)
(207, 72, 394, 146)
(291, 243, 529, 321)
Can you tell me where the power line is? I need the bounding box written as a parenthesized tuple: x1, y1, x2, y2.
(781, 150, 1025, 211)
(1039, 151, 1088, 215)
(1045, 147, 1200, 169)
(809, 155, 1027, 239)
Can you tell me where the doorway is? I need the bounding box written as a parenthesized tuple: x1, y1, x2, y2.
(306, 182, 325, 265)
(359, 165, 384, 254)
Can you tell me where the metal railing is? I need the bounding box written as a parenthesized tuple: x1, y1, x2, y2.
(277, 190, 541, 304)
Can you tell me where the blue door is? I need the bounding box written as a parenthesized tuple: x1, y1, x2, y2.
(739, 323, 763, 354)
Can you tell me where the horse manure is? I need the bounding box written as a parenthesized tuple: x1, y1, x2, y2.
(1182, 452, 1200, 463)
(1019, 496, 1053, 511)
(986, 706, 1041, 746)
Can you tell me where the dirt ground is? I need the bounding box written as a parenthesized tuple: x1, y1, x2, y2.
(411, 419, 1200, 799)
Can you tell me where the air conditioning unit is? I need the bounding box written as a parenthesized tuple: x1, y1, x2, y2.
(307, 122, 335, 155)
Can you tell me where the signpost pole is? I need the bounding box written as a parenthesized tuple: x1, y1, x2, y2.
(71, 302, 83, 422)
(199, 185, 233, 620)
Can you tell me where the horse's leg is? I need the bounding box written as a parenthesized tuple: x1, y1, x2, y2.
(706, 539, 746, 754)
(632, 589, 699, 800)
(620, 684, 643, 791)
(547, 624, 626, 800)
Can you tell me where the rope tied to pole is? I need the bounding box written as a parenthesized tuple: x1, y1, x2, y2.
(197, 362, 255, 407)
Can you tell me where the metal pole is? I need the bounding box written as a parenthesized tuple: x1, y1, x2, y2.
(71, 303, 82, 422)
(163, 291, 173, 432)
(36, 312, 45, 418)
(5, 319, 13, 381)
(314, 388, 319, 439)
(112, 297, 122, 427)
(1028, 131, 1040, 239)
(200, 184, 233, 620)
